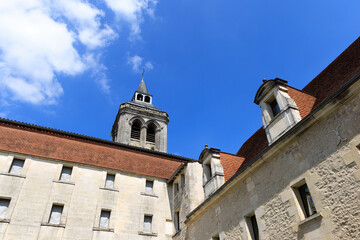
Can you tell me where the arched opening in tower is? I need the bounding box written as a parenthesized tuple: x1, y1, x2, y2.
(131, 120, 141, 140)
(146, 123, 156, 143)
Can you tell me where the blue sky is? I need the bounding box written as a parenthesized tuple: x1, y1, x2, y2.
(0, 0, 359, 159)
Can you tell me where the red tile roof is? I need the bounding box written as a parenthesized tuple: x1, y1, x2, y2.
(235, 36, 360, 172)
(0, 120, 193, 179)
(219, 152, 245, 182)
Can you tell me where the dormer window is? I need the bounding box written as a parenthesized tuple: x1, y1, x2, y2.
(269, 98, 280, 117)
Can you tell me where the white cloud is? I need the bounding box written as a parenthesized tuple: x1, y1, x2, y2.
(145, 61, 154, 70)
(103, 0, 157, 38)
(128, 55, 143, 72)
(0, 0, 116, 105)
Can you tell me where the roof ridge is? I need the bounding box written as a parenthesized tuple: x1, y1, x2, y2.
(0, 117, 195, 162)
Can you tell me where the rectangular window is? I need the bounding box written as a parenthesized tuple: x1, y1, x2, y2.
(59, 166, 72, 182)
(298, 184, 317, 218)
(0, 199, 10, 219)
(246, 214, 259, 240)
(143, 215, 152, 233)
(99, 210, 111, 228)
(9, 158, 25, 175)
(48, 204, 63, 224)
(105, 173, 115, 188)
(174, 210, 180, 232)
(173, 182, 179, 195)
(145, 180, 154, 194)
(270, 99, 280, 117)
(181, 174, 185, 188)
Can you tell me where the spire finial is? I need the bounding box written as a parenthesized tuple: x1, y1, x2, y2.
(142, 66, 145, 80)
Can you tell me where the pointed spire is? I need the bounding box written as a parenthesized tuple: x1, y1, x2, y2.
(137, 66, 149, 94)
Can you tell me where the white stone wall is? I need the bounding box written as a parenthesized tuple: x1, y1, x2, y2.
(0, 155, 172, 240)
(183, 83, 360, 239)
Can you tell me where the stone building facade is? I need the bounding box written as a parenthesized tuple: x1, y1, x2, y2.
(0, 37, 360, 240)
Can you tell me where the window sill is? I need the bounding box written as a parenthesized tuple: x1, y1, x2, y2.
(140, 192, 158, 198)
(53, 180, 75, 185)
(0, 218, 10, 223)
(298, 212, 322, 226)
(0, 172, 26, 178)
(93, 227, 114, 232)
(41, 222, 66, 228)
(100, 187, 119, 192)
(138, 231, 157, 236)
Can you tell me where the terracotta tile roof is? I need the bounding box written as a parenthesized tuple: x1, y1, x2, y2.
(235, 36, 360, 169)
(219, 152, 245, 182)
(0, 120, 194, 179)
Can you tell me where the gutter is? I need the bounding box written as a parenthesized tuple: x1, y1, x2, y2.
(186, 71, 360, 221)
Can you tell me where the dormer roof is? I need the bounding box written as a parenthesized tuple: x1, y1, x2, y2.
(254, 78, 288, 104)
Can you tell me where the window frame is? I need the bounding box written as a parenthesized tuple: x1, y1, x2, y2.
(8, 158, 25, 175)
(269, 98, 280, 118)
(99, 209, 111, 229)
(48, 204, 64, 225)
(143, 215, 153, 233)
(245, 213, 259, 240)
(59, 166, 73, 182)
(104, 173, 115, 189)
(0, 198, 11, 219)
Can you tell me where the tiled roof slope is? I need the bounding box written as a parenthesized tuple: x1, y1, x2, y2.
(236, 36, 360, 165)
(0, 120, 194, 179)
(219, 152, 245, 182)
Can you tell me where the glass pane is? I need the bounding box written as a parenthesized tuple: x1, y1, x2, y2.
(105, 174, 115, 188)
(49, 205, 63, 224)
(60, 167, 72, 181)
(250, 215, 259, 240)
(9, 159, 24, 174)
(145, 180, 153, 194)
(144, 215, 152, 232)
(0, 199, 10, 218)
(99, 210, 110, 228)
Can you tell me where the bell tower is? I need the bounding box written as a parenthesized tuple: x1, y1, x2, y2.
(111, 74, 169, 152)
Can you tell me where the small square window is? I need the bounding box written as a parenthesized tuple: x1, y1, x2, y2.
(105, 173, 115, 188)
(99, 210, 111, 228)
(246, 214, 259, 240)
(145, 180, 154, 194)
(0, 199, 10, 219)
(59, 166, 72, 182)
(298, 184, 317, 218)
(269, 99, 280, 117)
(48, 204, 63, 224)
(143, 215, 152, 233)
(9, 158, 25, 175)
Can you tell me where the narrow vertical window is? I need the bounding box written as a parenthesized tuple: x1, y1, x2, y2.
(173, 182, 179, 195)
(105, 173, 115, 188)
(246, 214, 259, 240)
(298, 184, 317, 217)
(143, 215, 152, 233)
(145, 180, 154, 194)
(204, 162, 212, 182)
(99, 210, 111, 228)
(174, 210, 180, 232)
(0, 199, 10, 219)
(48, 204, 63, 224)
(269, 98, 280, 117)
(59, 166, 72, 182)
(181, 174, 185, 189)
(9, 158, 25, 175)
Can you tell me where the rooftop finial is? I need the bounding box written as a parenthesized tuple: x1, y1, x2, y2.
(205, 144, 208, 148)
(263, 78, 267, 83)
(142, 66, 145, 80)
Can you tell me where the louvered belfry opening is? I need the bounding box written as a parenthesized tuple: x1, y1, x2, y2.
(131, 120, 141, 140)
(146, 123, 156, 143)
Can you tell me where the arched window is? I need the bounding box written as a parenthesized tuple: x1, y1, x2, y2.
(144, 96, 151, 103)
(146, 123, 156, 143)
(137, 94, 143, 101)
(131, 120, 141, 140)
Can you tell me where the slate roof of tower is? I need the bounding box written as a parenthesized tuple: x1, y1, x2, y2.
(137, 78, 149, 94)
